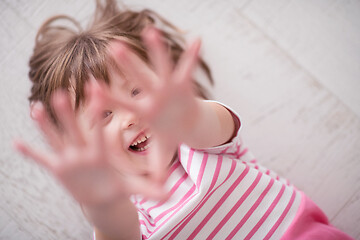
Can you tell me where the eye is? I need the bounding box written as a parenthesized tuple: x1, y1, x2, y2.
(102, 111, 112, 119)
(131, 88, 141, 97)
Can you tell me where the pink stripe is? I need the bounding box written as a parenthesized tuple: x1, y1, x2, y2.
(147, 172, 188, 213)
(208, 155, 222, 192)
(187, 149, 195, 175)
(250, 159, 257, 163)
(264, 189, 296, 240)
(139, 220, 153, 234)
(154, 184, 196, 222)
(168, 160, 181, 176)
(228, 146, 242, 157)
(207, 172, 263, 239)
(220, 146, 230, 154)
(139, 160, 181, 205)
(235, 144, 241, 156)
(244, 184, 286, 240)
(266, 169, 271, 175)
(196, 153, 208, 186)
(235, 147, 248, 158)
(165, 158, 235, 240)
(134, 197, 155, 227)
(137, 196, 147, 206)
(143, 185, 197, 239)
(187, 165, 250, 239)
(139, 209, 155, 226)
(286, 179, 291, 186)
(225, 178, 275, 239)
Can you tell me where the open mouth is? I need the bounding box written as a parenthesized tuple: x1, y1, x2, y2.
(129, 132, 151, 152)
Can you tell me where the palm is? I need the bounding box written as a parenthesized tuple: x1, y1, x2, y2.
(14, 85, 167, 206)
(107, 27, 201, 141)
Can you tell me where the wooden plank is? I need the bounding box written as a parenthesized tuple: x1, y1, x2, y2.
(241, 0, 360, 117)
(330, 187, 360, 239)
(0, 221, 35, 240)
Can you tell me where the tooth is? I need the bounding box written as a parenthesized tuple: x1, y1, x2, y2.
(131, 133, 151, 148)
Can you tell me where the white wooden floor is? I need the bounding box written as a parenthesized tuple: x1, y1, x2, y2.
(1, 0, 359, 239)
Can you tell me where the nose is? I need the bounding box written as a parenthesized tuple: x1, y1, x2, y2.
(120, 111, 138, 130)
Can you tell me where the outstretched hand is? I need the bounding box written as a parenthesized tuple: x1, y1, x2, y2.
(107, 27, 202, 142)
(14, 82, 169, 207)
(14, 27, 202, 207)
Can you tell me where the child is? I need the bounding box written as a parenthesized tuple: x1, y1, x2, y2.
(14, 0, 353, 239)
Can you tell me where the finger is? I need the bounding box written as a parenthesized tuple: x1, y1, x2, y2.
(51, 90, 85, 146)
(86, 78, 140, 126)
(86, 81, 147, 172)
(108, 40, 153, 92)
(142, 27, 173, 84)
(85, 76, 158, 143)
(146, 133, 174, 184)
(13, 139, 58, 171)
(86, 80, 106, 156)
(85, 80, 136, 173)
(31, 102, 63, 152)
(90, 76, 154, 122)
(107, 139, 150, 177)
(172, 38, 201, 85)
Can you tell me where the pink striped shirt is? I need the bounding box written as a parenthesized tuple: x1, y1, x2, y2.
(131, 103, 303, 239)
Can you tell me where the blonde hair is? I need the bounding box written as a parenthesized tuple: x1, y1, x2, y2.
(28, 0, 213, 123)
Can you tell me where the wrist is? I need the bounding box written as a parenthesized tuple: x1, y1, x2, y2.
(82, 197, 140, 239)
(81, 192, 129, 215)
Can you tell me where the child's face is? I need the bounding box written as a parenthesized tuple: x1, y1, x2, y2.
(75, 54, 176, 173)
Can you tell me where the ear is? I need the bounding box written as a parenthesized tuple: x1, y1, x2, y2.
(30, 101, 42, 120)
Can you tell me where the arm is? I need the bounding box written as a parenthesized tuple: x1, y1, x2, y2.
(83, 199, 140, 240)
(182, 99, 235, 149)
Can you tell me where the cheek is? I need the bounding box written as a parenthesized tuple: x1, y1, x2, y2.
(102, 126, 122, 148)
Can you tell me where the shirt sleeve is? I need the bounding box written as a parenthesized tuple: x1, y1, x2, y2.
(192, 100, 250, 160)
